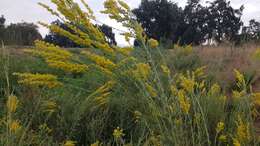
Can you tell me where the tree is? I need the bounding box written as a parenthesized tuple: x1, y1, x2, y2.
(0, 15, 6, 42)
(133, 0, 184, 45)
(4, 22, 42, 46)
(44, 20, 79, 48)
(99, 24, 117, 46)
(207, 0, 244, 43)
(180, 0, 209, 45)
(44, 20, 117, 47)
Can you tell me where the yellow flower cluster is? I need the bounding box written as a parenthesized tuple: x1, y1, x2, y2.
(81, 51, 116, 70)
(236, 116, 251, 142)
(216, 121, 225, 133)
(133, 110, 142, 123)
(133, 63, 151, 80)
(39, 123, 52, 134)
(90, 141, 102, 146)
(145, 83, 157, 97)
(148, 38, 159, 49)
(177, 90, 190, 114)
(234, 69, 246, 90)
(160, 65, 170, 76)
(93, 81, 115, 106)
(46, 59, 88, 74)
(180, 75, 195, 94)
(233, 138, 241, 146)
(10, 120, 21, 133)
(116, 46, 134, 56)
(64, 140, 76, 146)
(113, 127, 125, 139)
(33, 40, 88, 73)
(41, 100, 58, 114)
(7, 95, 19, 113)
(14, 73, 62, 88)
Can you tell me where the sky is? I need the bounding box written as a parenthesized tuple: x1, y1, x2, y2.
(0, 0, 260, 46)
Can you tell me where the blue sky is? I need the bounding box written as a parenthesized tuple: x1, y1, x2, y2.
(1, 0, 260, 46)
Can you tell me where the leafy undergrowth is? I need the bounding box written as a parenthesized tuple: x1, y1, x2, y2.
(1, 0, 260, 146)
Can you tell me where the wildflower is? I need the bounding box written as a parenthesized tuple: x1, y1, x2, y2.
(180, 76, 195, 93)
(46, 59, 88, 73)
(81, 51, 116, 70)
(178, 90, 190, 114)
(133, 110, 142, 123)
(64, 140, 76, 146)
(218, 135, 227, 142)
(234, 69, 245, 89)
(39, 123, 52, 134)
(148, 38, 159, 49)
(42, 100, 58, 113)
(236, 116, 251, 142)
(13, 73, 62, 88)
(209, 83, 221, 95)
(10, 120, 21, 133)
(232, 90, 246, 99)
(133, 63, 151, 80)
(94, 92, 110, 107)
(160, 65, 170, 76)
(91, 141, 101, 146)
(6, 95, 19, 113)
(216, 121, 225, 133)
(116, 46, 133, 56)
(233, 138, 241, 146)
(113, 127, 125, 139)
(145, 83, 157, 97)
(170, 85, 178, 96)
(194, 66, 206, 78)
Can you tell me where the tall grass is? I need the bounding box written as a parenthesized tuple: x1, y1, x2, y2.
(0, 0, 260, 146)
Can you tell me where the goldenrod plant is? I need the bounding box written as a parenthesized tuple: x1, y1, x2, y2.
(0, 0, 260, 146)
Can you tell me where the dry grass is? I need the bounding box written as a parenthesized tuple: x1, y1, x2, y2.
(193, 43, 260, 92)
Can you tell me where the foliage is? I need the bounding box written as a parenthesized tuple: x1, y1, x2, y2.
(0, 0, 260, 146)
(44, 20, 117, 47)
(133, 0, 244, 46)
(0, 20, 42, 46)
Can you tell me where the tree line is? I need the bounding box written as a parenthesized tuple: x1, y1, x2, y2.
(133, 0, 260, 46)
(0, 15, 42, 46)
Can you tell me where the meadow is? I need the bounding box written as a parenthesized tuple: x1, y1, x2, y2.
(1, 0, 260, 146)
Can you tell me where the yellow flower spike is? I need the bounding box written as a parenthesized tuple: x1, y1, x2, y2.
(13, 73, 62, 88)
(234, 69, 246, 89)
(133, 63, 151, 80)
(218, 135, 227, 143)
(64, 140, 76, 146)
(91, 141, 102, 146)
(133, 110, 142, 123)
(209, 83, 221, 95)
(81, 51, 116, 70)
(113, 127, 125, 139)
(233, 138, 241, 146)
(7, 95, 19, 113)
(236, 116, 251, 142)
(145, 83, 157, 97)
(148, 38, 159, 49)
(216, 121, 225, 133)
(117, 46, 134, 56)
(46, 59, 88, 73)
(180, 76, 195, 94)
(39, 123, 52, 134)
(160, 65, 170, 76)
(9, 120, 21, 133)
(177, 90, 190, 114)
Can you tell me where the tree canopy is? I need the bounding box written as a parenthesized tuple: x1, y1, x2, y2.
(133, 0, 245, 46)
